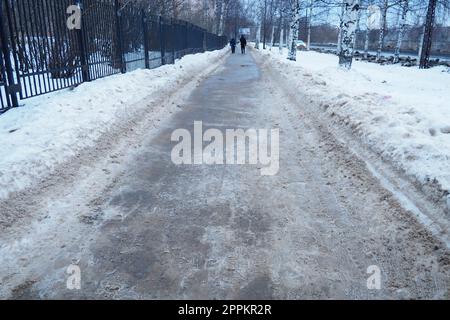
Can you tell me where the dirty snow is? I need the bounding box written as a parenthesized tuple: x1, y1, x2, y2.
(260, 48, 450, 194)
(0, 49, 227, 200)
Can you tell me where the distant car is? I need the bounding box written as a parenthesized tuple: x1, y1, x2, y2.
(296, 40, 307, 50)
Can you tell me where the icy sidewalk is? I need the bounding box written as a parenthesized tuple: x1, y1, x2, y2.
(0, 49, 227, 200)
(259, 48, 450, 207)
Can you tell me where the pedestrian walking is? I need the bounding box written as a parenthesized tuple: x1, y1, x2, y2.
(230, 38, 237, 54)
(240, 35, 247, 54)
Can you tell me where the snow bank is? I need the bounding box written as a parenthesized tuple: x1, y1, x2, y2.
(259, 48, 450, 196)
(0, 49, 227, 200)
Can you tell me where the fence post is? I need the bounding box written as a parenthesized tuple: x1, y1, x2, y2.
(170, 19, 175, 64)
(0, 0, 19, 108)
(203, 31, 207, 52)
(185, 22, 189, 56)
(114, 0, 125, 73)
(75, 0, 90, 82)
(159, 16, 165, 65)
(142, 10, 150, 69)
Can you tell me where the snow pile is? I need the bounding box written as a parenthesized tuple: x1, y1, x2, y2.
(260, 48, 450, 195)
(0, 49, 227, 200)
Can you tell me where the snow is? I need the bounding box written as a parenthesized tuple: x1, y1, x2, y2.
(0, 49, 227, 200)
(260, 47, 450, 194)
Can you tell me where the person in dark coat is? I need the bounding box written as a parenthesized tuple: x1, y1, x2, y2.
(240, 35, 247, 54)
(230, 38, 236, 54)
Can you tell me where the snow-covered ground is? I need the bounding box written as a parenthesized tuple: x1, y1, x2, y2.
(0, 49, 227, 200)
(260, 47, 450, 198)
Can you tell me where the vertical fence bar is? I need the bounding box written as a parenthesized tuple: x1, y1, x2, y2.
(76, 0, 90, 82)
(142, 10, 150, 69)
(3, 0, 22, 98)
(171, 19, 175, 64)
(114, 0, 125, 73)
(184, 22, 188, 56)
(0, 0, 19, 109)
(159, 16, 165, 65)
(203, 30, 207, 52)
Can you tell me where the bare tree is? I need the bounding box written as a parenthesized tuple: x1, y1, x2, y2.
(287, 0, 301, 60)
(393, 0, 408, 63)
(278, 2, 285, 52)
(339, 0, 360, 69)
(306, 0, 314, 50)
(420, 0, 438, 68)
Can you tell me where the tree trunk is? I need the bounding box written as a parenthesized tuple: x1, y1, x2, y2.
(376, 0, 388, 61)
(363, 2, 372, 59)
(417, 25, 425, 65)
(263, 0, 269, 49)
(287, 0, 301, 61)
(393, 0, 408, 64)
(172, 0, 179, 18)
(218, 2, 226, 36)
(419, 0, 437, 69)
(339, 0, 360, 69)
(354, 7, 361, 50)
(286, 24, 291, 50)
(215, 0, 223, 35)
(307, 1, 313, 51)
(270, 24, 275, 50)
(337, 2, 345, 54)
(279, 12, 284, 53)
(255, 22, 261, 49)
(203, 0, 208, 30)
(364, 29, 370, 59)
(268, 0, 276, 51)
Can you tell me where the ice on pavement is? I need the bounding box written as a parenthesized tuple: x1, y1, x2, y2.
(2, 45, 449, 204)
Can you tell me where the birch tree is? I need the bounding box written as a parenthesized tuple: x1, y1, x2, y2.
(363, 0, 374, 58)
(270, 24, 276, 49)
(279, 7, 284, 53)
(339, 0, 361, 69)
(215, 0, 224, 35)
(287, 0, 301, 61)
(306, 0, 314, 50)
(363, 14, 370, 57)
(419, 0, 438, 68)
(269, 0, 277, 50)
(263, 0, 268, 49)
(417, 24, 425, 63)
(219, 2, 228, 36)
(253, 0, 264, 49)
(376, 0, 388, 61)
(256, 21, 262, 48)
(354, 6, 361, 49)
(337, 2, 346, 54)
(286, 23, 291, 51)
(393, 0, 408, 63)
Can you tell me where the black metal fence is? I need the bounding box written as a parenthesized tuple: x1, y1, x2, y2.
(0, 0, 227, 113)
